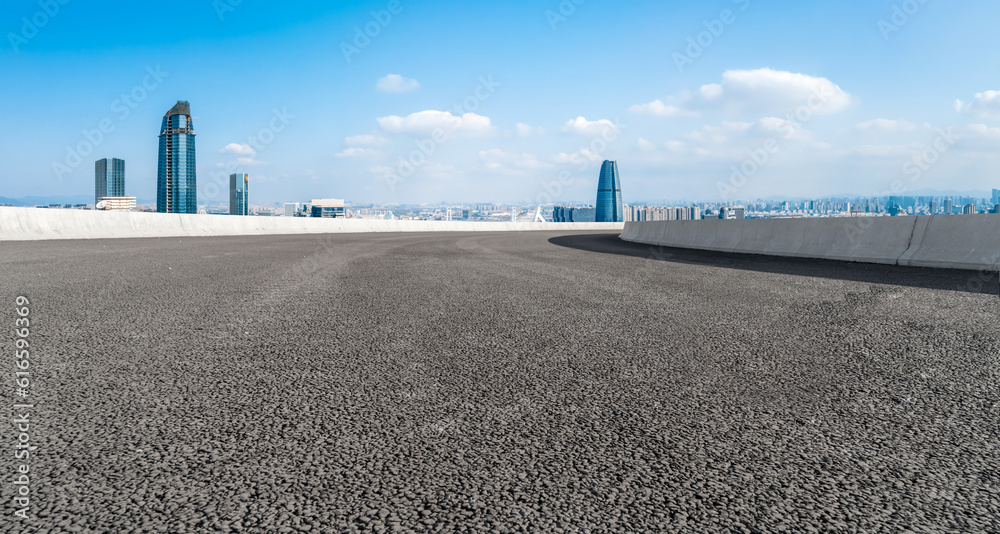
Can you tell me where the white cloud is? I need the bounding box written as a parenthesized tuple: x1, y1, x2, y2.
(216, 156, 266, 168)
(698, 83, 724, 100)
(664, 140, 685, 152)
(219, 143, 255, 156)
(628, 99, 700, 118)
(684, 122, 751, 144)
(682, 118, 811, 146)
(377, 110, 493, 135)
(956, 91, 1000, 118)
(756, 117, 811, 140)
(334, 148, 383, 158)
(855, 119, 917, 132)
(637, 138, 654, 150)
(515, 122, 545, 136)
(345, 134, 390, 146)
(478, 149, 551, 173)
(948, 124, 1000, 152)
(962, 123, 1000, 137)
(698, 68, 852, 114)
(562, 116, 621, 136)
(722, 121, 754, 132)
(375, 74, 420, 93)
(854, 145, 913, 157)
(554, 148, 603, 166)
(418, 162, 456, 181)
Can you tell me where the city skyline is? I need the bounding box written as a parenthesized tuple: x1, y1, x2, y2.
(4, 1, 1000, 206)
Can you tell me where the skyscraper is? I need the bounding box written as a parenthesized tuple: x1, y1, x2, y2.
(94, 158, 125, 204)
(553, 206, 596, 222)
(944, 198, 954, 214)
(992, 189, 1000, 205)
(309, 199, 346, 218)
(283, 202, 301, 217)
(229, 173, 249, 216)
(157, 101, 197, 214)
(595, 160, 623, 223)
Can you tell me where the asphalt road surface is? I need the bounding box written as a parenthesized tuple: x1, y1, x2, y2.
(2, 231, 999, 533)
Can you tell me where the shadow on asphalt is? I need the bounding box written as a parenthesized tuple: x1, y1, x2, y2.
(548, 233, 1000, 296)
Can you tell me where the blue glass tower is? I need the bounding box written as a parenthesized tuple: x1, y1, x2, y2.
(595, 160, 623, 223)
(94, 158, 125, 204)
(157, 101, 197, 214)
(230, 173, 249, 215)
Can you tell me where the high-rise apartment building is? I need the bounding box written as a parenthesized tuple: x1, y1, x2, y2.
(944, 198, 953, 214)
(963, 204, 977, 215)
(929, 200, 938, 214)
(553, 206, 596, 222)
(309, 199, 345, 218)
(283, 202, 300, 217)
(157, 101, 197, 214)
(993, 189, 1000, 205)
(94, 158, 125, 205)
(595, 160, 623, 223)
(229, 173, 249, 215)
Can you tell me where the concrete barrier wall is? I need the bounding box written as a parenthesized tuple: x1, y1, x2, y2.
(620, 215, 1000, 271)
(0, 207, 624, 241)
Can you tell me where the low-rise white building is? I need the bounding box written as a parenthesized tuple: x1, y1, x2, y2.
(97, 196, 136, 211)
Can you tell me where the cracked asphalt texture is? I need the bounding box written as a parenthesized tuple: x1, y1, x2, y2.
(2, 231, 999, 533)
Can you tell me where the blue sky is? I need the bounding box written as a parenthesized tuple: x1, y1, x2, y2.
(2, 0, 1000, 205)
